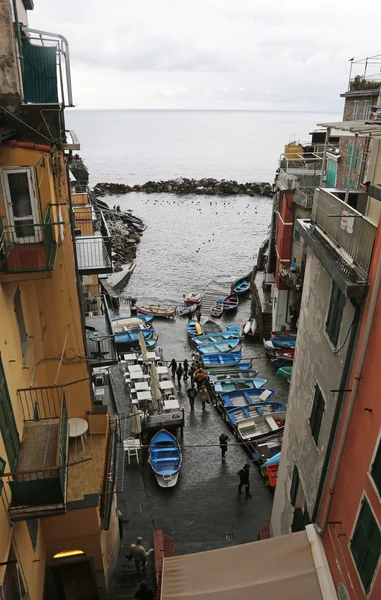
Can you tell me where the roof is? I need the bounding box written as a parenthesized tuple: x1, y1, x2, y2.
(340, 89, 381, 98)
(161, 526, 336, 600)
(317, 120, 381, 137)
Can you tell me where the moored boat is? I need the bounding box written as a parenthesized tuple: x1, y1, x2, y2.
(186, 320, 203, 337)
(112, 317, 152, 333)
(226, 402, 286, 426)
(114, 328, 153, 346)
(236, 412, 286, 442)
(222, 293, 239, 314)
(149, 429, 182, 488)
(203, 320, 223, 334)
(233, 280, 251, 296)
(193, 332, 239, 346)
(184, 292, 202, 306)
(204, 361, 253, 372)
(196, 339, 241, 355)
(202, 352, 243, 368)
(208, 369, 259, 381)
(271, 331, 297, 338)
(277, 366, 293, 382)
(211, 300, 223, 318)
(137, 305, 176, 318)
(120, 337, 158, 351)
(242, 319, 257, 336)
(264, 339, 296, 357)
(219, 387, 276, 409)
(213, 377, 267, 393)
(225, 323, 242, 338)
(177, 303, 198, 317)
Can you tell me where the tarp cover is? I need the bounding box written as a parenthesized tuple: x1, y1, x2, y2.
(161, 530, 323, 600)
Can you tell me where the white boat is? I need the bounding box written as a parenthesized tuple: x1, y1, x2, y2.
(184, 292, 202, 306)
(236, 412, 286, 442)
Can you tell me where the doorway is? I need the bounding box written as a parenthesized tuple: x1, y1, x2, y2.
(1, 168, 41, 243)
(47, 556, 99, 600)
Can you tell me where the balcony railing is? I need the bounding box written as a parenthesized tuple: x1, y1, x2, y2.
(73, 207, 96, 236)
(279, 265, 304, 292)
(312, 188, 376, 274)
(0, 386, 68, 521)
(85, 295, 118, 366)
(75, 211, 112, 275)
(100, 416, 118, 530)
(0, 205, 59, 276)
(293, 188, 314, 210)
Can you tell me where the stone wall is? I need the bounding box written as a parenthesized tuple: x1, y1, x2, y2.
(0, 0, 22, 96)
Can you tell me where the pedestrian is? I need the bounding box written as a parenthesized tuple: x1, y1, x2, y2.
(117, 204, 121, 212)
(135, 580, 155, 600)
(170, 359, 177, 379)
(189, 364, 196, 386)
(183, 359, 189, 381)
(195, 367, 206, 390)
(187, 384, 197, 409)
(196, 309, 202, 323)
(219, 432, 230, 461)
(126, 537, 154, 573)
(200, 385, 208, 410)
(113, 204, 116, 210)
(237, 464, 252, 497)
(176, 363, 183, 387)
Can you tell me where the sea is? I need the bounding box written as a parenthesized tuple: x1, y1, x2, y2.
(66, 109, 340, 361)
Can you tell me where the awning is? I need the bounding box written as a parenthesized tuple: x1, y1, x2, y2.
(161, 525, 336, 600)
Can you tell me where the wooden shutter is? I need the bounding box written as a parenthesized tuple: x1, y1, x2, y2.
(371, 441, 381, 496)
(290, 465, 299, 506)
(351, 499, 381, 592)
(310, 385, 325, 444)
(0, 357, 20, 470)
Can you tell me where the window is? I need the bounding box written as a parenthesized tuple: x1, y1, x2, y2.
(0, 456, 5, 494)
(0, 356, 19, 470)
(27, 519, 39, 550)
(352, 100, 359, 120)
(326, 158, 337, 187)
(290, 465, 300, 506)
(351, 498, 381, 593)
(310, 385, 325, 445)
(14, 288, 28, 363)
(362, 100, 370, 120)
(326, 281, 345, 346)
(353, 148, 360, 172)
(371, 439, 381, 496)
(346, 145, 353, 167)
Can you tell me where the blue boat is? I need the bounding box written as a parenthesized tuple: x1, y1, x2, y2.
(178, 303, 198, 317)
(202, 352, 243, 368)
(114, 328, 153, 346)
(265, 337, 296, 350)
(209, 369, 258, 382)
(225, 323, 242, 338)
(186, 320, 203, 337)
(196, 339, 241, 355)
(213, 377, 267, 393)
(193, 332, 238, 346)
(120, 337, 158, 351)
(135, 314, 154, 324)
(149, 429, 182, 488)
(233, 280, 251, 296)
(226, 401, 286, 425)
(219, 387, 276, 409)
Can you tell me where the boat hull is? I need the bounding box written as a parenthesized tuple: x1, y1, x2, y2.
(222, 293, 239, 314)
(137, 305, 176, 318)
(149, 429, 182, 488)
(203, 320, 223, 334)
(178, 303, 198, 317)
(233, 280, 251, 296)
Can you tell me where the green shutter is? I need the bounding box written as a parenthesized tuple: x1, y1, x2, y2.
(290, 465, 299, 506)
(27, 519, 39, 550)
(310, 385, 325, 444)
(351, 499, 381, 592)
(22, 40, 58, 104)
(0, 456, 5, 494)
(0, 357, 20, 471)
(371, 441, 381, 496)
(347, 145, 353, 167)
(326, 282, 345, 346)
(354, 148, 360, 172)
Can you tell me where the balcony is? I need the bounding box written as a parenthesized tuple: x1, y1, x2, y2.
(85, 295, 118, 366)
(75, 211, 112, 275)
(0, 205, 59, 281)
(1, 386, 68, 521)
(293, 188, 314, 210)
(279, 265, 303, 292)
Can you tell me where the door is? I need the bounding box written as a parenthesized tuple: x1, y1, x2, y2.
(1, 167, 41, 243)
(50, 558, 99, 600)
(0, 355, 20, 471)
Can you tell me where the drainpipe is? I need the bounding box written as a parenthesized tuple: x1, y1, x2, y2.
(317, 252, 381, 535)
(320, 127, 330, 187)
(344, 133, 358, 204)
(312, 297, 363, 524)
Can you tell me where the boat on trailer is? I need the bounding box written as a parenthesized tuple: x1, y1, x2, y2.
(149, 429, 182, 488)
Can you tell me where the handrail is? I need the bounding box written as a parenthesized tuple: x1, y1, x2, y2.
(0, 457, 92, 478)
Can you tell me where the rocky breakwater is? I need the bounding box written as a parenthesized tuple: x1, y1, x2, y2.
(93, 178, 272, 198)
(93, 197, 145, 272)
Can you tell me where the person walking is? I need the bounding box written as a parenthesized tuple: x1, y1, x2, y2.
(183, 358, 189, 381)
(170, 359, 177, 379)
(135, 580, 155, 600)
(200, 385, 208, 410)
(189, 364, 196, 386)
(176, 363, 183, 388)
(195, 367, 206, 390)
(219, 433, 229, 461)
(237, 464, 252, 497)
(196, 309, 202, 323)
(126, 537, 154, 572)
(187, 384, 197, 409)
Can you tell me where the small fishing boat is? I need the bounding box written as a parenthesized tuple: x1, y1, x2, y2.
(196, 339, 241, 355)
(137, 305, 176, 318)
(186, 320, 203, 337)
(270, 351, 295, 369)
(233, 280, 251, 296)
(213, 377, 267, 393)
(277, 366, 293, 382)
(208, 369, 259, 382)
(226, 402, 286, 426)
(122, 337, 158, 351)
(211, 300, 223, 318)
(225, 323, 242, 338)
(264, 339, 296, 357)
(114, 328, 153, 346)
(203, 320, 223, 334)
(236, 412, 286, 442)
(149, 429, 182, 488)
(222, 293, 239, 314)
(251, 430, 283, 465)
(219, 387, 276, 409)
(193, 332, 240, 346)
(134, 314, 154, 324)
(202, 352, 243, 368)
(271, 331, 297, 339)
(204, 361, 253, 372)
(112, 318, 152, 334)
(177, 303, 198, 317)
(264, 337, 296, 351)
(243, 319, 257, 336)
(184, 292, 202, 306)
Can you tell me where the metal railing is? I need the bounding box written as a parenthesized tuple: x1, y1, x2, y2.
(312, 188, 377, 274)
(293, 188, 314, 209)
(278, 264, 303, 292)
(75, 209, 112, 273)
(100, 416, 118, 529)
(85, 295, 117, 364)
(0, 204, 59, 274)
(73, 207, 96, 236)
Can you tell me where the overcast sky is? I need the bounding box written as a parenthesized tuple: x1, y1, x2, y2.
(29, 0, 381, 111)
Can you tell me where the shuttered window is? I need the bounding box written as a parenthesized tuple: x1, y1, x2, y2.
(326, 281, 345, 347)
(310, 385, 325, 445)
(347, 145, 353, 166)
(353, 148, 360, 172)
(290, 465, 299, 506)
(0, 456, 5, 494)
(351, 499, 381, 593)
(371, 440, 381, 496)
(0, 356, 20, 470)
(27, 519, 39, 550)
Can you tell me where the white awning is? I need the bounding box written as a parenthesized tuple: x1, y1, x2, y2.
(161, 525, 336, 600)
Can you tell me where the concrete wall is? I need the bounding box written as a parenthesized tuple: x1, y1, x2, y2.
(271, 249, 355, 535)
(0, 0, 23, 96)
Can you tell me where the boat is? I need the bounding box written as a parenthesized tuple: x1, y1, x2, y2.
(186, 320, 203, 337)
(122, 337, 158, 351)
(236, 411, 286, 442)
(208, 369, 259, 382)
(233, 280, 251, 296)
(114, 328, 153, 346)
(264, 340, 296, 358)
(137, 305, 176, 318)
(204, 361, 253, 372)
(202, 352, 243, 368)
(177, 303, 198, 317)
(222, 293, 239, 314)
(184, 292, 202, 306)
(270, 352, 295, 369)
(219, 387, 276, 409)
(242, 319, 257, 336)
(193, 332, 240, 346)
(203, 320, 223, 334)
(277, 366, 293, 382)
(264, 338, 296, 353)
(250, 430, 283, 465)
(271, 331, 297, 338)
(213, 377, 267, 393)
(225, 323, 242, 338)
(112, 317, 152, 333)
(211, 300, 223, 318)
(196, 339, 241, 355)
(149, 429, 182, 488)
(226, 402, 286, 426)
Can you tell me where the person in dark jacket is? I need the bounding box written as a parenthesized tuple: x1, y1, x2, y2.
(219, 433, 229, 460)
(176, 363, 183, 387)
(189, 364, 196, 385)
(196, 309, 202, 323)
(187, 384, 197, 409)
(134, 580, 154, 600)
(170, 359, 177, 378)
(237, 464, 251, 497)
(183, 358, 189, 381)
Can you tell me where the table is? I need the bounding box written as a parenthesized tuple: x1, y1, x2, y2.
(128, 364, 143, 373)
(156, 366, 169, 375)
(160, 380, 175, 391)
(123, 353, 137, 362)
(163, 399, 180, 411)
(138, 351, 158, 362)
(68, 418, 89, 450)
(88, 331, 110, 359)
(130, 371, 145, 381)
(137, 391, 153, 402)
(133, 381, 150, 391)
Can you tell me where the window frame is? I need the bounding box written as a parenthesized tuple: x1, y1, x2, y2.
(361, 99, 370, 120)
(326, 281, 345, 347)
(350, 495, 381, 594)
(290, 465, 300, 506)
(370, 436, 381, 498)
(346, 144, 353, 167)
(0, 167, 41, 244)
(352, 100, 359, 120)
(0, 456, 5, 495)
(310, 384, 325, 445)
(0, 355, 20, 471)
(13, 287, 29, 364)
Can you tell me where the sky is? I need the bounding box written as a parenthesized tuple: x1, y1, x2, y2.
(28, 0, 381, 111)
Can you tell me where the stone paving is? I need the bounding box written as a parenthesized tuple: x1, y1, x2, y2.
(108, 361, 277, 599)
